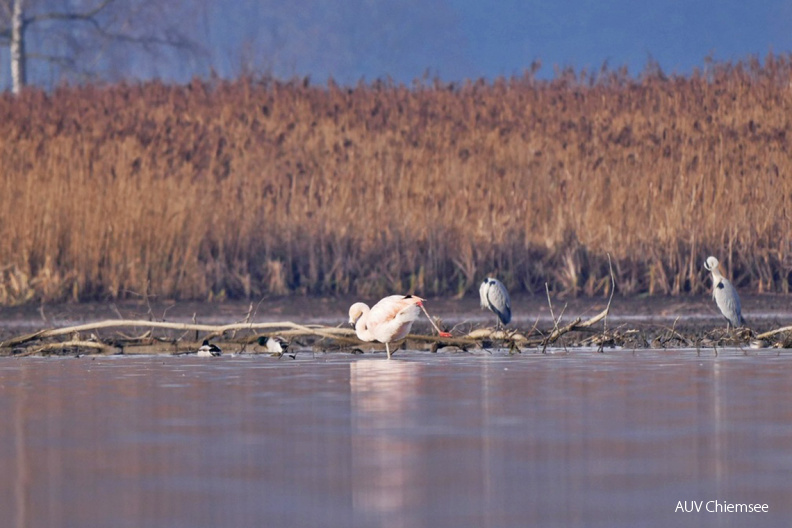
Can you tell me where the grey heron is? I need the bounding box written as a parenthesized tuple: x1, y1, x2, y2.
(704, 256, 745, 329)
(479, 277, 511, 329)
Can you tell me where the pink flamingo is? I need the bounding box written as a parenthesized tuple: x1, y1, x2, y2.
(348, 295, 451, 358)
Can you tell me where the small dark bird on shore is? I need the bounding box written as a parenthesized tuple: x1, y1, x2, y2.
(196, 339, 222, 357)
(258, 335, 289, 356)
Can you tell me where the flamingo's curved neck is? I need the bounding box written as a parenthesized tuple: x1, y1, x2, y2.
(354, 306, 373, 341)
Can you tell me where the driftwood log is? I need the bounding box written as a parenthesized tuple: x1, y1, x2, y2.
(0, 305, 614, 357)
(0, 254, 625, 357)
(0, 303, 789, 357)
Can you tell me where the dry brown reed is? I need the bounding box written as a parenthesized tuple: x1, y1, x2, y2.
(1, 55, 792, 304)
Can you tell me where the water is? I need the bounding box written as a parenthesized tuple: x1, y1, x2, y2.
(0, 349, 790, 528)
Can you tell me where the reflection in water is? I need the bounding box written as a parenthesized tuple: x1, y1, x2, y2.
(12, 366, 29, 528)
(350, 360, 421, 528)
(713, 361, 725, 498)
(348, 359, 520, 528)
(0, 353, 790, 527)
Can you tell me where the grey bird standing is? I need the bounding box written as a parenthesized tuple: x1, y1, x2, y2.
(479, 277, 512, 329)
(704, 256, 745, 329)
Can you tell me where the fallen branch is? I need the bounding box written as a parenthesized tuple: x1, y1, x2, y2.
(0, 319, 350, 348)
(755, 326, 792, 340)
(1, 300, 786, 357)
(540, 305, 610, 350)
(18, 340, 119, 357)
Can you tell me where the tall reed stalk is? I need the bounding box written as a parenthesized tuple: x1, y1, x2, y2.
(0, 56, 791, 304)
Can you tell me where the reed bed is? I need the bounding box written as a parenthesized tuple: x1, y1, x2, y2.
(1, 55, 791, 304)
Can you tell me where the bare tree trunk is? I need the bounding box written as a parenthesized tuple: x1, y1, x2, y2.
(3, 0, 200, 90)
(11, 0, 26, 94)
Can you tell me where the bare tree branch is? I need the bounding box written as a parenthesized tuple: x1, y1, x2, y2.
(3, 0, 203, 91)
(92, 25, 197, 51)
(24, 0, 115, 25)
(25, 52, 76, 67)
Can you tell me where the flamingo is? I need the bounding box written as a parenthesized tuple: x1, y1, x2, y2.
(348, 295, 450, 358)
(704, 256, 745, 329)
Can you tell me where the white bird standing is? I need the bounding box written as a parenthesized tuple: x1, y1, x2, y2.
(479, 278, 512, 329)
(348, 294, 450, 359)
(704, 256, 745, 329)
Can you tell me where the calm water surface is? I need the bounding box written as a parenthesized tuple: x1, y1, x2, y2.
(0, 350, 790, 528)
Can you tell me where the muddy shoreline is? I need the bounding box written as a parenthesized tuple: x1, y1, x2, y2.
(0, 292, 788, 326)
(0, 294, 790, 356)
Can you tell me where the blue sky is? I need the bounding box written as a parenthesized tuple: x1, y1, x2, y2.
(196, 0, 792, 83)
(6, 0, 792, 88)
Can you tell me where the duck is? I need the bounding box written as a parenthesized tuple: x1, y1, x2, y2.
(196, 339, 222, 357)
